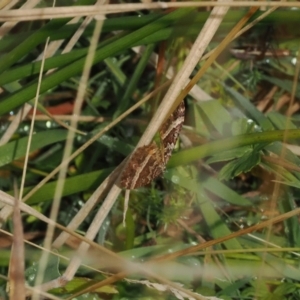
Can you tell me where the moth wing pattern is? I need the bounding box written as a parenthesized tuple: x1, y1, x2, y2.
(159, 101, 185, 163)
(120, 101, 185, 190)
(120, 143, 164, 189)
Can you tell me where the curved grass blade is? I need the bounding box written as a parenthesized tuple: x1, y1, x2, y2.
(23, 169, 112, 205)
(168, 129, 300, 168)
(0, 8, 194, 115)
(0, 129, 68, 167)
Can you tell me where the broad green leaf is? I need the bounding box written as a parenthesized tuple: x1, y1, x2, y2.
(164, 167, 199, 193)
(202, 176, 252, 206)
(273, 282, 297, 296)
(219, 148, 261, 181)
(24, 169, 111, 205)
(224, 85, 274, 130)
(231, 117, 256, 135)
(249, 280, 270, 298)
(197, 100, 232, 135)
(0, 129, 67, 167)
(197, 188, 242, 250)
(97, 134, 133, 156)
(50, 277, 118, 295)
(216, 278, 250, 298)
(267, 111, 297, 130)
(25, 255, 60, 285)
(0, 8, 194, 115)
(168, 129, 300, 168)
(206, 146, 252, 164)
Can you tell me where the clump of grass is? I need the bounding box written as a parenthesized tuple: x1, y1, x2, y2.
(0, 2, 300, 300)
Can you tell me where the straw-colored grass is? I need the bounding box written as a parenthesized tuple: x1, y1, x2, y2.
(0, 1, 300, 299)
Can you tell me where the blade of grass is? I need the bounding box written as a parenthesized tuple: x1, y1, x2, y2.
(9, 188, 25, 300)
(0, 0, 95, 74)
(202, 176, 252, 206)
(0, 129, 68, 167)
(1, 9, 299, 54)
(114, 43, 156, 118)
(197, 188, 243, 250)
(0, 8, 194, 115)
(23, 169, 112, 205)
(223, 85, 274, 130)
(168, 129, 300, 168)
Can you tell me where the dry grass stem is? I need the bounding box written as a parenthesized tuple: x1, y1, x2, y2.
(31, 19, 104, 298)
(58, 0, 235, 287)
(137, 3, 229, 149)
(0, 190, 130, 268)
(0, 0, 41, 37)
(9, 186, 25, 300)
(0, 105, 32, 146)
(0, 2, 300, 22)
(0, 0, 299, 297)
(55, 0, 231, 291)
(155, 207, 300, 261)
(0, 82, 170, 228)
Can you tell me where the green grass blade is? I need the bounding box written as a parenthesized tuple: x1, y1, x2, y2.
(224, 85, 273, 130)
(0, 0, 95, 74)
(197, 188, 243, 249)
(114, 43, 156, 118)
(202, 176, 252, 206)
(24, 169, 111, 205)
(0, 129, 67, 167)
(0, 19, 69, 74)
(168, 129, 300, 167)
(0, 8, 194, 115)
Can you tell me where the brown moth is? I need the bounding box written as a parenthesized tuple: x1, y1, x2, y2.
(120, 101, 185, 189)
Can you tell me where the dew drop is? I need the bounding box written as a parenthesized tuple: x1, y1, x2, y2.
(28, 274, 35, 281)
(171, 175, 179, 183)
